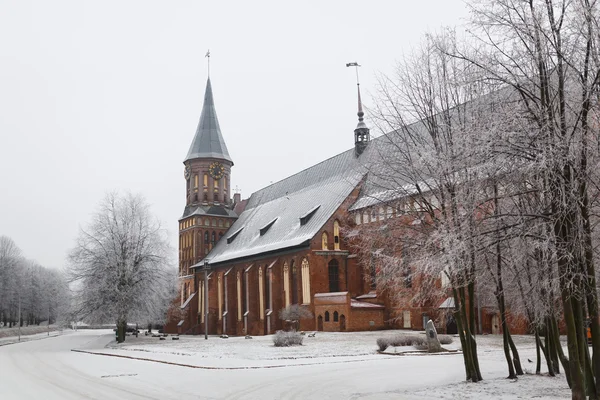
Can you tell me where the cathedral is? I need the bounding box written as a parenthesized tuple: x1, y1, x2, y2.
(164, 75, 486, 336)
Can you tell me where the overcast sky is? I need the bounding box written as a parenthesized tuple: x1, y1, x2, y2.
(0, 0, 468, 269)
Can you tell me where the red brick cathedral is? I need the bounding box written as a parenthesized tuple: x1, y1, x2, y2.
(166, 78, 473, 336)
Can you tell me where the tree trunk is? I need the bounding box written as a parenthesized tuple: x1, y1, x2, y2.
(116, 319, 127, 343)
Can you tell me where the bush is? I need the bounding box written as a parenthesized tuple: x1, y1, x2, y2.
(438, 334, 453, 345)
(273, 330, 304, 347)
(376, 337, 389, 352)
(388, 334, 425, 347)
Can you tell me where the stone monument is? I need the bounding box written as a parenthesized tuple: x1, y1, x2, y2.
(425, 319, 443, 353)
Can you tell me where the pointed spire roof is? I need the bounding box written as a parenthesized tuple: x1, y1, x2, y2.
(185, 78, 233, 164)
(355, 84, 368, 131)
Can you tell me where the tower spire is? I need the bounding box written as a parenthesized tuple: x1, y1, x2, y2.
(346, 62, 370, 157)
(184, 77, 233, 164)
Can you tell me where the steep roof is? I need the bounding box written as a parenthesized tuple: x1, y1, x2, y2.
(202, 148, 366, 265)
(184, 78, 233, 164)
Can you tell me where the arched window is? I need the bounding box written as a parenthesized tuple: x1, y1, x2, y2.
(211, 231, 216, 244)
(321, 232, 328, 250)
(204, 231, 209, 244)
(333, 220, 340, 250)
(328, 259, 340, 292)
(291, 260, 298, 305)
(325, 311, 330, 322)
(194, 175, 199, 192)
(203, 174, 208, 187)
(301, 258, 311, 304)
(333, 311, 339, 322)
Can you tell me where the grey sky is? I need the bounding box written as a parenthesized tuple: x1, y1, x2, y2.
(0, 0, 468, 268)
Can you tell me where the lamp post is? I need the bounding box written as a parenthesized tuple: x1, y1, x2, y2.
(203, 258, 210, 340)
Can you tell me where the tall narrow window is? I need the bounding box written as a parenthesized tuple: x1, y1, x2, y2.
(328, 259, 340, 292)
(237, 272, 242, 321)
(283, 262, 290, 308)
(214, 178, 219, 189)
(325, 311, 330, 322)
(321, 232, 328, 250)
(301, 258, 311, 304)
(217, 274, 223, 320)
(194, 175, 199, 191)
(291, 261, 298, 305)
(333, 311, 339, 322)
(203, 174, 208, 187)
(333, 220, 340, 251)
(259, 267, 264, 319)
(204, 231, 209, 244)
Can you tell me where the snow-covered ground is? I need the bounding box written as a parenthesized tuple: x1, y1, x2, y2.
(0, 329, 571, 399)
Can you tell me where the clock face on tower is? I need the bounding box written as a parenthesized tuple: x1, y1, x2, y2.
(209, 162, 225, 180)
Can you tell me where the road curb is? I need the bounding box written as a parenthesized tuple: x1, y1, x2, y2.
(0, 332, 62, 347)
(70, 348, 396, 370)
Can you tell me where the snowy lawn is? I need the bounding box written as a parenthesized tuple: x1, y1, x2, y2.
(1, 329, 571, 399)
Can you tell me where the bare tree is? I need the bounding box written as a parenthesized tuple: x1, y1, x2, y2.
(68, 192, 176, 342)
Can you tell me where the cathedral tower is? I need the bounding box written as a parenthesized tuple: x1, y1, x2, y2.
(178, 78, 237, 300)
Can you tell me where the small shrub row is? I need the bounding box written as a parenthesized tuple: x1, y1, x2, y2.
(273, 330, 304, 347)
(438, 334, 453, 345)
(376, 334, 453, 352)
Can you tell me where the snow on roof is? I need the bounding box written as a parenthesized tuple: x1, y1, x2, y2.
(180, 291, 196, 309)
(438, 297, 455, 309)
(204, 149, 364, 265)
(314, 292, 348, 298)
(355, 292, 378, 300)
(351, 299, 385, 309)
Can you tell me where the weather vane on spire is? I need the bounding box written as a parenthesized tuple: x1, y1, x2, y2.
(205, 49, 211, 77)
(346, 62, 361, 87)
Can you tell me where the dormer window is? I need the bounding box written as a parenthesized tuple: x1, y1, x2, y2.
(227, 227, 244, 244)
(260, 218, 278, 236)
(300, 205, 321, 226)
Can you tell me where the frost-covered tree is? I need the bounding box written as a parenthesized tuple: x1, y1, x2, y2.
(68, 192, 176, 342)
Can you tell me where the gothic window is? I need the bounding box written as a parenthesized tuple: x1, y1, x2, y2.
(355, 213, 361, 225)
(218, 219, 223, 227)
(321, 232, 328, 250)
(325, 311, 330, 322)
(328, 259, 340, 292)
(225, 221, 230, 228)
(333, 311, 339, 322)
(194, 175, 199, 191)
(212, 219, 217, 227)
(301, 258, 311, 304)
(379, 207, 385, 221)
(333, 220, 340, 251)
(204, 232, 209, 244)
(203, 174, 208, 187)
(363, 211, 369, 224)
(291, 261, 298, 305)
(211, 231, 216, 244)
